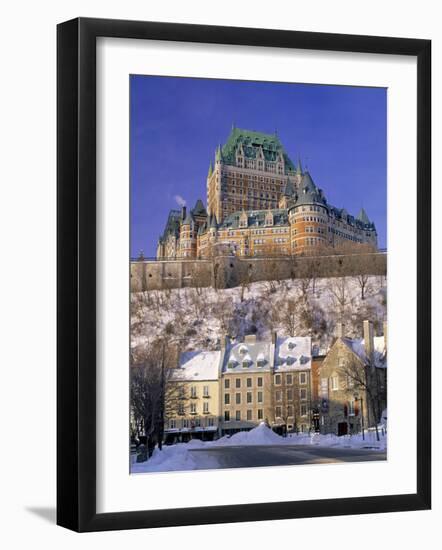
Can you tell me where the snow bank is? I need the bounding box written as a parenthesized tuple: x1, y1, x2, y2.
(212, 422, 283, 447)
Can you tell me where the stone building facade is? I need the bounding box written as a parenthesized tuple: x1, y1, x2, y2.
(156, 127, 378, 260)
(316, 321, 387, 436)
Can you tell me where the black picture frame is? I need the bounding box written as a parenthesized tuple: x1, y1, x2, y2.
(57, 17, 431, 532)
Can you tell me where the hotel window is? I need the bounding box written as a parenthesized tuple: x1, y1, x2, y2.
(247, 410, 252, 421)
(275, 374, 281, 385)
(224, 394, 230, 405)
(258, 409, 263, 420)
(203, 385, 209, 397)
(257, 391, 263, 403)
(275, 406, 282, 418)
(203, 402, 209, 414)
(331, 376, 339, 391)
(247, 392, 252, 404)
(300, 404, 308, 416)
(300, 388, 307, 400)
(257, 377, 263, 387)
(235, 393, 241, 405)
(224, 378, 230, 389)
(246, 378, 252, 387)
(190, 402, 197, 414)
(236, 378, 241, 388)
(235, 411, 241, 421)
(286, 374, 293, 385)
(299, 372, 307, 385)
(224, 411, 230, 422)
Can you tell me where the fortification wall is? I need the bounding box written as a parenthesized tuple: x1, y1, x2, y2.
(130, 252, 387, 293)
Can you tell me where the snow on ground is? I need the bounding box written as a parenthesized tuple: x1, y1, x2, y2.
(131, 423, 387, 474)
(131, 275, 387, 361)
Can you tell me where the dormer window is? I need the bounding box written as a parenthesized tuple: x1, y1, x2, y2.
(288, 341, 296, 350)
(286, 355, 296, 365)
(228, 359, 237, 369)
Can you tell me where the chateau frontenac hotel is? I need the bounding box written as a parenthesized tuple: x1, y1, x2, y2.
(156, 127, 377, 259)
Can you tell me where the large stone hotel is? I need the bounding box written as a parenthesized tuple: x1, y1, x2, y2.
(156, 127, 378, 259)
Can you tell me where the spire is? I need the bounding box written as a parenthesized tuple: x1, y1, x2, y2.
(208, 161, 213, 178)
(182, 210, 194, 226)
(296, 157, 303, 175)
(356, 207, 370, 224)
(215, 144, 222, 162)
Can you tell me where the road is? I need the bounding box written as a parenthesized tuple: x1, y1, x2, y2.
(188, 444, 386, 469)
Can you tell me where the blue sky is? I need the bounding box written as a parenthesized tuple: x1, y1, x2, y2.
(130, 76, 386, 257)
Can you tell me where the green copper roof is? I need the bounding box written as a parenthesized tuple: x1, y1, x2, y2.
(219, 127, 295, 173)
(356, 207, 370, 224)
(192, 199, 207, 217)
(207, 162, 213, 178)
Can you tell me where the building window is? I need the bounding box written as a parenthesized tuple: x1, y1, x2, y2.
(287, 389, 293, 401)
(207, 417, 214, 426)
(300, 404, 307, 416)
(287, 405, 293, 417)
(190, 386, 197, 398)
(275, 374, 281, 385)
(258, 409, 263, 420)
(169, 419, 176, 429)
(182, 419, 189, 428)
(235, 410, 241, 421)
(299, 372, 307, 385)
(276, 390, 282, 402)
(203, 402, 209, 414)
(257, 391, 263, 403)
(236, 378, 241, 388)
(286, 374, 293, 385)
(331, 376, 339, 391)
(346, 375, 355, 388)
(224, 394, 230, 405)
(247, 392, 252, 404)
(348, 400, 355, 416)
(203, 385, 209, 397)
(300, 388, 307, 400)
(257, 377, 263, 387)
(275, 406, 282, 418)
(225, 379, 230, 389)
(247, 377, 252, 387)
(235, 393, 241, 405)
(224, 411, 230, 422)
(247, 410, 252, 421)
(178, 403, 185, 415)
(190, 402, 197, 414)
(320, 378, 328, 397)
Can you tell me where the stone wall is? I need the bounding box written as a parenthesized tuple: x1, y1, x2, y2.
(130, 252, 387, 293)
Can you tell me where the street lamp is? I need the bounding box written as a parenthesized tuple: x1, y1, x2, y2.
(354, 393, 365, 441)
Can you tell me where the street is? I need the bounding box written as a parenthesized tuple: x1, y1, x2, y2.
(188, 444, 386, 469)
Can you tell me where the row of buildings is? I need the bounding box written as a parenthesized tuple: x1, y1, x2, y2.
(156, 127, 378, 260)
(163, 320, 387, 443)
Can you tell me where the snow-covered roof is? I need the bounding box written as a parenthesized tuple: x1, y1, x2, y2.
(341, 335, 386, 368)
(172, 350, 221, 381)
(223, 341, 273, 372)
(275, 336, 312, 371)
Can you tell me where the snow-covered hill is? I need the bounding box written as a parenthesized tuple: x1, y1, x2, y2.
(131, 275, 386, 361)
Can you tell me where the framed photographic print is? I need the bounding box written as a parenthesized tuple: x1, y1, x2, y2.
(57, 17, 431, 532)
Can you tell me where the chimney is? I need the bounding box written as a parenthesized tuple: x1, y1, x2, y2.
(383, 320, 387, 351)
(335, 322, 345, 338)
(363, 320, 374, 362)
(181, 206, 187, 221)
(221, 334, 230, 350)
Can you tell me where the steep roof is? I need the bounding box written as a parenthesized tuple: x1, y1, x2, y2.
(274, 336, 312, 371)
(219, 208, 288, 229)
(222, 340, 273, 373)
(282, 178, 296, 197)
(191, 199, 207, 217)
(159, 209, 181, 242)
(340, 336, 387, 368)
(182, 210, 194, 226)
(219, 127, 295, 173)
(357, 207, 370, 224)
(173, 350, 221, 381)
(293, 171, 327, 207)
